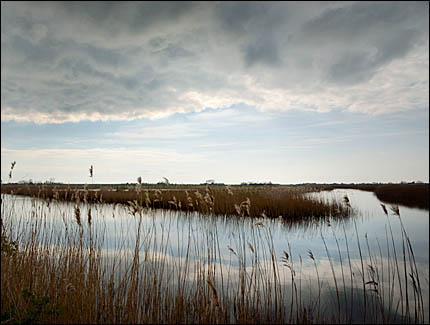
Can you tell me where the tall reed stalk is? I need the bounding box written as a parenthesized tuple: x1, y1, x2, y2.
(1, 190, 426, 324)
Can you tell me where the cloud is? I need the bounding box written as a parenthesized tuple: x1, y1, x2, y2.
(1, 2, 428, 123)
(0, 146, 210, 183)
(109, 124, 203, 140)
(301, 2, 426, 85)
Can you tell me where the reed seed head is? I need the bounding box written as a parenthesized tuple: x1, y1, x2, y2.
(380, 203, 388, 215)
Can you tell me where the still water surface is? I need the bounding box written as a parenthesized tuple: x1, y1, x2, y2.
(2, 189, 428, 323)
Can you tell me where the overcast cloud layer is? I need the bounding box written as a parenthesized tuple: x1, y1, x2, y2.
(2, 1, 429, 123)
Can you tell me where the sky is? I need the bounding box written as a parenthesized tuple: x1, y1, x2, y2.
(1, 1, 429, 184)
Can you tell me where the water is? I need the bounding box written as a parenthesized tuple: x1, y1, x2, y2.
(2, 189, 428, 323)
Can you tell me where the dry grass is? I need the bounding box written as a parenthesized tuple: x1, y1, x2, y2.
(0, 184, 350, 222)
(1, 189, 426, 324)
(319, 183, 429, 210)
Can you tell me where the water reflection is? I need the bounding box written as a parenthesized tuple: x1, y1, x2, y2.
(1, 189, 428, 323)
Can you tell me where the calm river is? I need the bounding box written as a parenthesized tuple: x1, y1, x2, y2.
(2, 189, 428, 323)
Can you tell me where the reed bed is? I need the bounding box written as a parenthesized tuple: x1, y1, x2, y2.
(319, 184, 429, 210)
(0, 184, 350, 220)
(1, 190, 426, 324)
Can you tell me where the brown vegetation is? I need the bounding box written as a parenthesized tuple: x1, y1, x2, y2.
(1, 193, 425, 324)
(318, 183, 429, 210)
(0, 184, 350, 220)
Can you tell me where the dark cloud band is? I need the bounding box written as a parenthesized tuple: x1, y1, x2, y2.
(1, 2, 428, 123)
